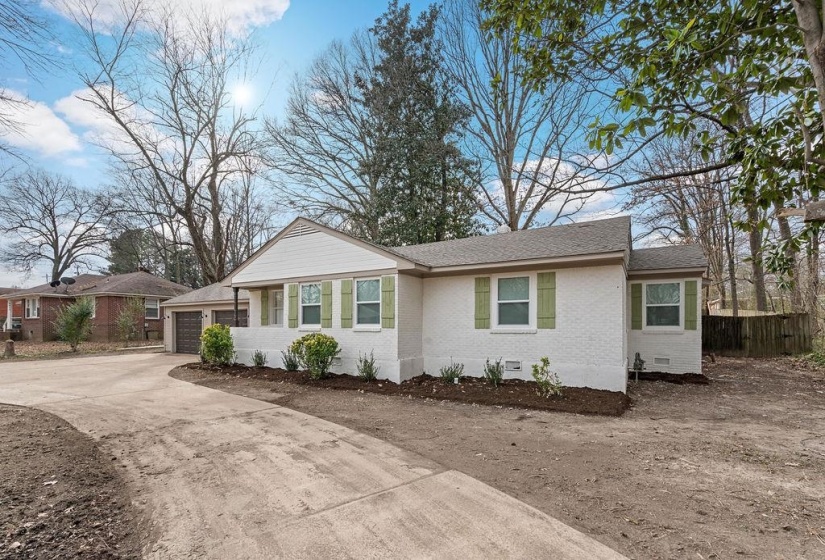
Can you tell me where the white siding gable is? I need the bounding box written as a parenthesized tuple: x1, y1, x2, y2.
(233, 224, 399, 285)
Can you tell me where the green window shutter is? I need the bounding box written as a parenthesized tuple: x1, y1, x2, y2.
(341, 279, 353, 328)
(684, 280, 698, 330)
(631, 283, 643, 330)
(381, 275, 395, 329)
(260, 290, 269, 326)
(474, 277, 490, 329)
(321, 280, 332, 328)
(537, 272, 556, 329)
(288, 284, 298, 328)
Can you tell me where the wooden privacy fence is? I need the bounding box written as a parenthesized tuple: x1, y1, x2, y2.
(702, 313, 812, 357)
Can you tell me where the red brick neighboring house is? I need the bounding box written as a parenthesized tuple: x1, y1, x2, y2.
(0, 288, 24, 331)
(5, 272, 191, 342)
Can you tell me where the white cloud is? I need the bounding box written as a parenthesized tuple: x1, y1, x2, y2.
(0, 90, 82, 156)
(48, 0, 290, 37)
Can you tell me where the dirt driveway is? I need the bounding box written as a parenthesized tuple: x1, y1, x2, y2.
(173, 358, 825, 560)
(0, 353, 623, 559)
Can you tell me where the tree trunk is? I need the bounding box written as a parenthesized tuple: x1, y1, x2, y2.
(746, 205, 767, 312)
(725, 214, 740, 317)
(793, 0, 825, 139)
(774, 203, 803, 311)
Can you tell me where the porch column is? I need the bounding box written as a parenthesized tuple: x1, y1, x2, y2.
(4, 299, 11, 330)
(233, 287, 239, 327)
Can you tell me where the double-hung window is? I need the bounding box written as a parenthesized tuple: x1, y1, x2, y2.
(270, 290, 284, 326)
(355, 279, 381, 325)
(300, 283, 321, 325)
(24, 297, 39, 319)
(145, 298, 160, 320)
(89, 296, 96, 319)
(497, 276, 530, 326)
(645, 282, 681, 327)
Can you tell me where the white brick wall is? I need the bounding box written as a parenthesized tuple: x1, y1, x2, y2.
(627, 280, 702, 375)
(397, 274, 423, 380)
(421, 265, 628, 392)
(233, 278, 401, 382)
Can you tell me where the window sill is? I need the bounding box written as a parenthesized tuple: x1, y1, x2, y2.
(299, 326, 321, 332)
(353, 326, 381, 332)
(491, 328, 537, 334)
(641, 328, 684, 334)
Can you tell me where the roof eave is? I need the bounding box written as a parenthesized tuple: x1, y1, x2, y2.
(627, 266, 707, 277)
(421, 251, 628, 275)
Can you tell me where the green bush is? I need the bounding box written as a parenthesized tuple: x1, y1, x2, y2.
(281, 349, 301, 371)
(439, 359, 464, 384)
(116, 297, 145, 346)
(290, 333, 341, 379)
(53, 296, 95, 352)
(252, 349, 268, 368)
(200, 324, 235, 366)
(531, 357, 563, 397)
(357, 350, 379, 382)
(483, 357, 504, 387)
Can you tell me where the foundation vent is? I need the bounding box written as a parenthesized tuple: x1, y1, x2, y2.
(504, 360, 522, 372)
(654, 357, 671, 366)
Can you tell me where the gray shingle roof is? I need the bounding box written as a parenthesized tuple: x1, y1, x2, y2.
(6, 272, 191, 299)
(628, 245, 707, 272)
(390, 216, 632, 268)
(162, 283, 250, 306)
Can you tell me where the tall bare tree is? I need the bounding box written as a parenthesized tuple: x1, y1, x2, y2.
(0, 169, 111, 280)
(71, 1, 262, 283)
(440, 0, 616, 230)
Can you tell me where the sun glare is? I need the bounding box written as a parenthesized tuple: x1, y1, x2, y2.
(231, 84, 253, 107)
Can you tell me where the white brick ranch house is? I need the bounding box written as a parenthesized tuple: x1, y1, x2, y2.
(211, 216, 706, 393)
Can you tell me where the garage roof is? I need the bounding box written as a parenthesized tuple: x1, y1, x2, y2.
(162, 282, 250, 306)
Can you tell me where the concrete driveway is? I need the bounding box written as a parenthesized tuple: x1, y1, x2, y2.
(0, 353, 624, 559)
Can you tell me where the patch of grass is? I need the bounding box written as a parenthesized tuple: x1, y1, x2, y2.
(439, 359, 464, 384)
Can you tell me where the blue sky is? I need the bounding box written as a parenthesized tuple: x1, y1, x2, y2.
(0, 0, 432, 286)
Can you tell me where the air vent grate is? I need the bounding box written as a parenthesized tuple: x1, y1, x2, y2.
(283, 224, 319, 239)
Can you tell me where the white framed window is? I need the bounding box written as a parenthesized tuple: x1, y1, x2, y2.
(355, 278, 381, 325)
(270, 289, 284, 326)
(24, 297, 39, 319)
(145, 298, 160, 320)
(644, 282, 682, 328)
(496, 276, 530, 326)
(300, 283, 321, 325)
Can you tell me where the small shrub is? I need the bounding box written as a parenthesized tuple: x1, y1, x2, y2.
(281, 349, 301, 371)
(252, 349, 268, 368)
(531, 357, 563, 397)
(357, 350, 379, 382)
(439, 359, 464, 384)
(200, 324, 235, 366)
(53, 296, 95, 352)
(116, 297, 144, 346)
(483, 357, 504, 387)
(290, 333, 341, 379)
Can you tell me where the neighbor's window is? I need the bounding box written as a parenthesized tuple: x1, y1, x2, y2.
(270, 289, 284, 326)
(356, 279, 381, 325)
(645, 282, 680, 327)
(300, 283, 321, 325)
(90, 296, 96, 319)
(145, 298, 160, 320)
(24, 297, 40, 319)
(497, 276, 530, 325)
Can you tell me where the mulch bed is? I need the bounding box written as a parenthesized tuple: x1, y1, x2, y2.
(180, 363, 632, 416)
(633, 371, 710, 384)
(0, 405, 139, 559)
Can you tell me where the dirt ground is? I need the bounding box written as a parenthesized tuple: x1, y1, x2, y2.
(0, 405, 140, 559)
(172, 358, 825, 560)
(0, 341, 161, 361)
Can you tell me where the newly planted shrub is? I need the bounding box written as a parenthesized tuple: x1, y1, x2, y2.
(357, 350, 379, 382)
(483, 357, 504, 387)
(53, 296, 95, 352)
(252, 349, 268, 368)
(532, 357, 563, 397)
(439, 359, 464, 384)
(281, 349, 301, 371)
(200, 324, 235, 366)
(115, 297, 144, 346)
(290, 333, 341, 379)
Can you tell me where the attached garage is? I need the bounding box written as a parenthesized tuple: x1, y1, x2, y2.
(161, 283, 250, 354)
(174, 311, 203, 354)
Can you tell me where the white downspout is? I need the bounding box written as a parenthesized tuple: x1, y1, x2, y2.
(4, 299, 11, 331)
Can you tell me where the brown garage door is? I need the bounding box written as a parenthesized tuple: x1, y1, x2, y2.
(213, 310, 248, 328)
(175, 311, 203, 354)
